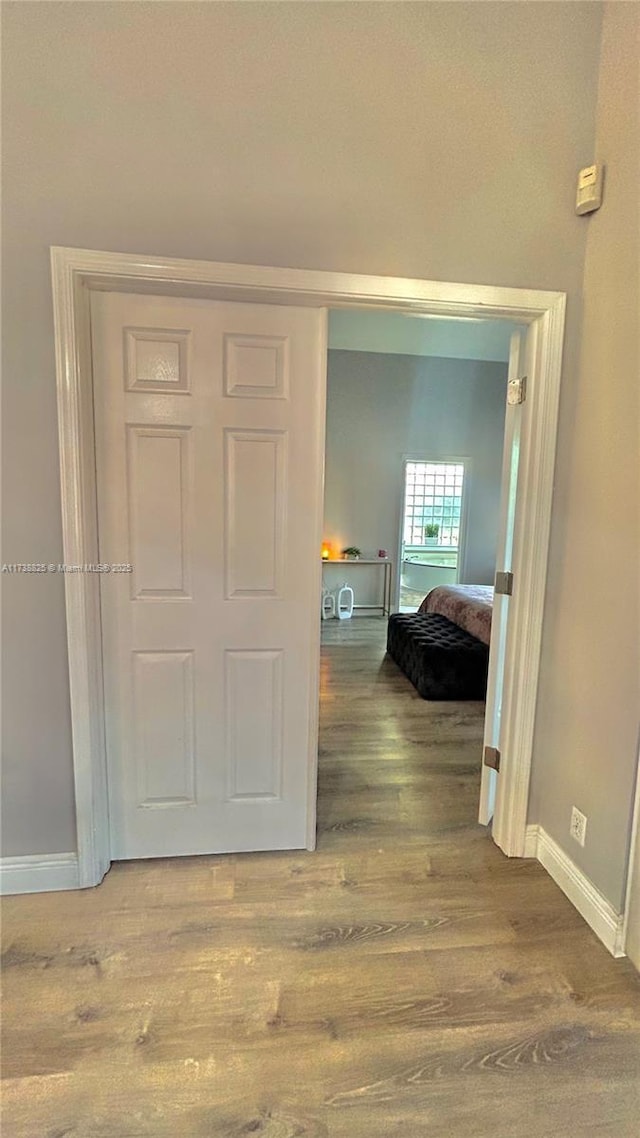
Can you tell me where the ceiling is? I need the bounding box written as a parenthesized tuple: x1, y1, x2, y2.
(328, 309, 521, 362)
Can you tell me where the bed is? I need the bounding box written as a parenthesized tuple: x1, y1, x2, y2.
(418, 584, 494, 646)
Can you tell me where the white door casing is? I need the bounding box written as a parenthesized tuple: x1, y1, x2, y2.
(478, 331, 525, 826)
(622, 748, 640, 969)
(51, 247, 566, 887)
(92, 292, 327, 859)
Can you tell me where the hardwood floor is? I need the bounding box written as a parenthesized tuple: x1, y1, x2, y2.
(2, 618, 639, 1137)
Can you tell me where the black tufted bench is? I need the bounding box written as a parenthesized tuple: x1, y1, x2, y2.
(387, 612, 489, 700)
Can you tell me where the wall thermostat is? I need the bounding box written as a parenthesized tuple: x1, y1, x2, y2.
(576, 163, 604, 215)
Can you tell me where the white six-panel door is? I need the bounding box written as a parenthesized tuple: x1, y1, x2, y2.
(91, 292, 326, 859)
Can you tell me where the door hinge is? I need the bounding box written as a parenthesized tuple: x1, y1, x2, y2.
(495, 570, 513, 596)
(484, 746, 501, 772)
(507, 375, 527, 405)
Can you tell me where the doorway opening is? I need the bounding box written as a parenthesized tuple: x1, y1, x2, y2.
(319, 306, 518, 843)
(51, 246, 565, 891)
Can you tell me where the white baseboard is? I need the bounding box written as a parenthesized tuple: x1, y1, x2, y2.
(523, 824, 539, 859)
(525, 824, 625, 957)
(0, 852, 80, 895)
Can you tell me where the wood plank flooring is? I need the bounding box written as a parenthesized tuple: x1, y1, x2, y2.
(2, 618, 639, 1137)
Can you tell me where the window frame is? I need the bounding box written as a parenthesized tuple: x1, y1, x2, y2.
(403, 459, 466, 549)
(397, 453, 472, 603)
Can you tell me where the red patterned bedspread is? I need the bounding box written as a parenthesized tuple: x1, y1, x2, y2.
(418, 585, 494, 646)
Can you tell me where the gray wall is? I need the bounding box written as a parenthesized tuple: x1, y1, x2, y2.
(3, 1, 628, 896)
(528, 3, 639, 910)
(323, 351, 507, 597)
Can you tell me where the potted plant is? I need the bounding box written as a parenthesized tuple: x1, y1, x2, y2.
(342, 546, 361, 560)
(424, 524, 439, 547)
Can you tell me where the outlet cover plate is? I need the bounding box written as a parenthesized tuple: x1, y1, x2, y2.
(570, 806, 587, 847)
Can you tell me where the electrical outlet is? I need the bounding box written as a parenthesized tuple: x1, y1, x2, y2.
(570, 806, 587, 847)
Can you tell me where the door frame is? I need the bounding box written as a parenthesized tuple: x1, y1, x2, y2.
(622, 745, 640, 966)
(395, 454, 471, 613)
(51, 245, 566, 888)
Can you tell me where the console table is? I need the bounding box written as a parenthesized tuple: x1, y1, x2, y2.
(321, 559, 393, 617)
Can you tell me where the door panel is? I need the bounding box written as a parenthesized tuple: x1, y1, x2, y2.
(225, 649, 284, 800)
(224, 429, 287, 597)
(92, 292, 326, 860)
(127, 426, 193, 598)
(133, 650, 196, 807)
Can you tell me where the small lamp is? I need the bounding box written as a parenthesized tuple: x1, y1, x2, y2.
(321, 541, 333, 560)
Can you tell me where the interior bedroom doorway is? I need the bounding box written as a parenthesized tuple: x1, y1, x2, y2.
(321, 311, 525, 831)
(52, 247, 565, 891)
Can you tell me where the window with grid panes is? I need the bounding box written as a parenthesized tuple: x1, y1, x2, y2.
(403, 462, 464, 547)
